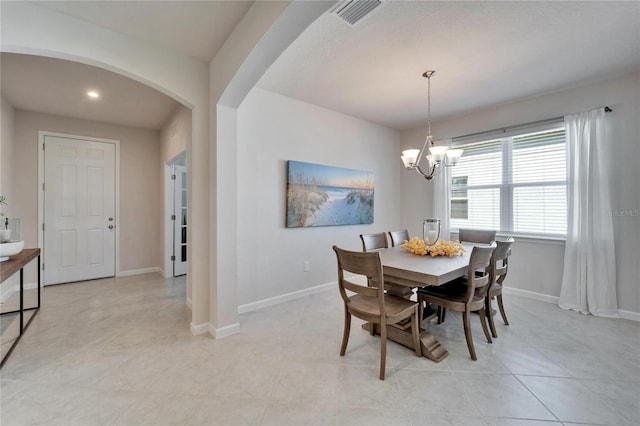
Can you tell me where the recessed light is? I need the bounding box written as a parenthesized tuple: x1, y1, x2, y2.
(87, 90, 100, 99)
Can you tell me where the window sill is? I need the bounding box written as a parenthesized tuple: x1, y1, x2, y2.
(500, 233, 566, 246)
(450, 231, 566, 246)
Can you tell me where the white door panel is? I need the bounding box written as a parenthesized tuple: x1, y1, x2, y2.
(44, 135, 116, 285)
(173, 165, 187, 276)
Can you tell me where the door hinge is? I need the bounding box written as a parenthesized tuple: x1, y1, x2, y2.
(171, 214, 176, 221)
(42, 263, 45, 270)
(42, 143, 45, 151)
(42, 183, 45, 191)
(171, 255, 176, 261)
(42, 223, 45, 231)
(171, 174, 176, 180)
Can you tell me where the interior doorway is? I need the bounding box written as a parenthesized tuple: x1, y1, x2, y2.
(166, 152, 187, 277)
(39, 132, 119, 285)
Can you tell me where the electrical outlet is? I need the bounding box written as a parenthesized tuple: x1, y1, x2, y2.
(303, 261, 310, 272)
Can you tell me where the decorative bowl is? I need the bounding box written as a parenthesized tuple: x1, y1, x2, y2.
(0, 240, 24, 261)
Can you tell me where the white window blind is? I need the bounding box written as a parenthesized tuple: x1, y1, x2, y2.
(450, 125, 567, 237)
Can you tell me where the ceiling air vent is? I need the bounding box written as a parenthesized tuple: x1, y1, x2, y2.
(332, 0, 382, 26)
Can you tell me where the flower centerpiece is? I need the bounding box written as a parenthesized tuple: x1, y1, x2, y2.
(400, 237, 465, 257)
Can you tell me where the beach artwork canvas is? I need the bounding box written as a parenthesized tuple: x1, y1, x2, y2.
(286, 160, 374, 228)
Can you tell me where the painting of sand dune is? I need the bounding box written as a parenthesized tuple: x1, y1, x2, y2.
(286, 160, 374, 228)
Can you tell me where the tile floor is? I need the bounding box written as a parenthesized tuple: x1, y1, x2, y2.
(1, 273, 639, 425)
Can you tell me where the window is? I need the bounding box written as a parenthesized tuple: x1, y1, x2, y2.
(451, 176, 468, 219)
(450, 125, 566, 237)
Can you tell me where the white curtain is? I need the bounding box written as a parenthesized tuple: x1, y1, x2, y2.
(559, 108, 618, 317)
(433, 139, 452, 241)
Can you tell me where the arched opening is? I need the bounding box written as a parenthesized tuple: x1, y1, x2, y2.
(2, 0, 333, 340)
(1, 52, 196, 339)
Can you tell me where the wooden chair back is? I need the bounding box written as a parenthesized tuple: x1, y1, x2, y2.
(492, 237, 514, 286)
(463, 244, 496, 303)
(458, 228, 497, 244)
(359, 232, 388, 252)
(388, 230, 409, 247)
(333, 246, 385, 312)
(486, 237, 515, 336)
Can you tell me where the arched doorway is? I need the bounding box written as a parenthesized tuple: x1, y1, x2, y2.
(2, 0, 333, 337)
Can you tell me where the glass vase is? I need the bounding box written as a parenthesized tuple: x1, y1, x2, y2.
(423, 218, 441, 246)
(1, 217, 21, 243)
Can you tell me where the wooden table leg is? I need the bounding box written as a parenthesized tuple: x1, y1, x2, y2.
(372, 283, 447, 362)
(362, 323, 448, 363)
(19, 268, 24, 334)
(385, 283, 414, 299)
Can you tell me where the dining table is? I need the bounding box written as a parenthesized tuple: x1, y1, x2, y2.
(1, 248, 41, 368)
(363, 243, 475, 362)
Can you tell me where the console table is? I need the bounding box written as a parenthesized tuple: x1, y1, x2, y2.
(0, 248, 41, 368)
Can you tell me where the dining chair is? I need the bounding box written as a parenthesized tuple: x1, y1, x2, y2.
(388, 229, 410, 247)
(359, 232, 388, 252)
(417, 244, 496, 361)
(458, 228, 497, 244)
(486, 237, 515, 338)
(333, 246, 421, 380)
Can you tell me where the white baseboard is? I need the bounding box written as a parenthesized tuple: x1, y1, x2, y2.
(167, 280, 335, 338)
(502, 286, 639, 321)
(209, 322, 240, 339)
(502, 286, 560, 304)
(619, 310, 640, 322)
(190, 321, 209, 336)
(0, 282, 40, 303)
(237, 281, 335, 314)
(190, 321, 240, 338)
(118, 267, 162, 277)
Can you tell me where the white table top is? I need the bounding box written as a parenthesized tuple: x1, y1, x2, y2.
(378, 244, 474, 287)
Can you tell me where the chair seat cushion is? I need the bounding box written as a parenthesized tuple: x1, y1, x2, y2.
(348, 294, 418, 319)
(417, 280, 484, 305)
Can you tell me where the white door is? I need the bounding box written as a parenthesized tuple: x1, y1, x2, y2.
(44, 135, 116, 285)
(173, 165, 187, 276)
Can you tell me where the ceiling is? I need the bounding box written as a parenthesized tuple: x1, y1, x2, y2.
(257, 1, 640, 129)
(1, 53, 180, 130)
(2, 1, 639, 131)
(1, 1, 254, 130)
(32, 0, 254, 62)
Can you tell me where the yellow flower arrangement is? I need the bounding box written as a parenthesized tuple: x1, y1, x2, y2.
(400, 237, 465, 257)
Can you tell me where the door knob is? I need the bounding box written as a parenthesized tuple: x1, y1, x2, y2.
(108, 217, 114, 221)
(108, 225, 114, 230)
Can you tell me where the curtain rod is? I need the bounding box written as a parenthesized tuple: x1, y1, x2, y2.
(452, 106, 612, 142)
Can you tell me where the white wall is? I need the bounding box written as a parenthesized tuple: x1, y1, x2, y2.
(401, 72, 640, 316)
(208, 1, 333, 335)
(0, 96, 15, 218)
(160, 105, 191, 164)
(0, 96, 18, 296)
(14, 110, 162, 280)
(236, 88, 402, 306)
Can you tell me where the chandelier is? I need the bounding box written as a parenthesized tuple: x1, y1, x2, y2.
(401, 71, 463, 180)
